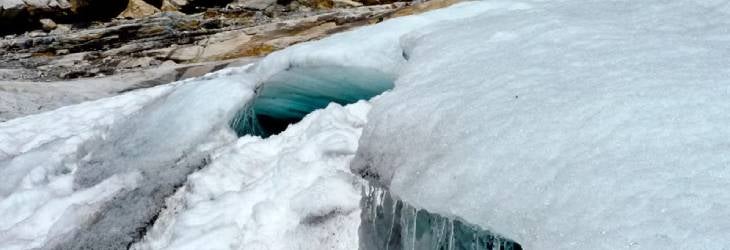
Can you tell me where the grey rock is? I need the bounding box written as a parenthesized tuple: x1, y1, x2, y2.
(230, 0, 276, 10)
(39, 18, 57, 31)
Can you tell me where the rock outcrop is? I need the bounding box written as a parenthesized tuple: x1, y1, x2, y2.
(0, 3, 417, 81)
(0, 0, 128, 34)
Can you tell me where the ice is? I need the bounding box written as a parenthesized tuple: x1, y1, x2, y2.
(132, 101, 371, 250)
(360, 183, 521, 250)
(4, 0, 725, 249)
(353, 0, 730, 249)
(233, 65, 394, 137)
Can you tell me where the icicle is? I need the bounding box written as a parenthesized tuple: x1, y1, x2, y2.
(360, 182, 521, 250)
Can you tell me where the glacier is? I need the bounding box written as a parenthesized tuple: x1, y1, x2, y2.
(353, 0, 730, 249)
(1, 0, 729, 249)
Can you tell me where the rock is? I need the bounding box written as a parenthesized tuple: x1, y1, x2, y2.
(160, 60, 178, 67)
(39, 19, 57, 31)
(1, 1, 442, 82)
(55, 49, 70, 55)
(198, 33, 253, 60)
(161, 0, 181, 11)
(119, 0, 162, 18)
(27, 30, 46, 37)
(167, 45, 203, 62)
(0, 0, 128, 35)
(333, 0, 362, 8)
(166, 0, 190, 10)
(296, 0, 333, 9)
(50, 24, 72, 35)
(229, 0, 276, 10)
(118, 57, 155, 68)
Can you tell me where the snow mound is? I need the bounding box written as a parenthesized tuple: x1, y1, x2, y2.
(353, 0, 730, 249)
(0, 66, 255, 249)
(132, 101, 371, 250)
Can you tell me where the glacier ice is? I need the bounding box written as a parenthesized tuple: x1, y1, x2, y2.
(232, 66, 394, 137)
(2, 0, 728, 249)
(352, 0, 730, 249)
(360, 183, 521, 250)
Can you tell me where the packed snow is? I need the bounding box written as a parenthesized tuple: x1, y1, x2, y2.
(2, 0, 728, 249)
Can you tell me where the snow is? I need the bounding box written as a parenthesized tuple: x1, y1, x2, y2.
(0, 84, 171, 249)
(2, 0, 727, 249)
(247, 1, 517, 83)
(132, 101, 370, 250)
(0, 2, 514, 249)
(0, 66, 255, 249)
(353, 0, 730, 249)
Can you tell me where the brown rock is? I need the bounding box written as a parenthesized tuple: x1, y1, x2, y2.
(168, 45, 203, 62)
(333, 0, 363, 8)
(119, 0, 162, 18)
(39, 19, 57, 32)
(161, 0, 181, 11)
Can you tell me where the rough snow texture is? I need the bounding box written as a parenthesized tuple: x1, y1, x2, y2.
(132, 102, 370, 250)
(353, 0, 730, 249)
(0, 85, 172, 250)
(0, 66, 254, 250)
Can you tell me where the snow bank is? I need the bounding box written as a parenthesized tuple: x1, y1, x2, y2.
(246, 1, 516, 83)
(353, 0, 730, 249)
(132, 102, 370, 250)
(0, 66, 255, 249)
(0, 84, 171, 250)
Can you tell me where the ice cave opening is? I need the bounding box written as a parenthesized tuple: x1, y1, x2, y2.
(231, 65, 395, 137)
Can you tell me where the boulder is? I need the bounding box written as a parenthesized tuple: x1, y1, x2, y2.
(119, 0, 161, 18)
(39, 18, 57, 31)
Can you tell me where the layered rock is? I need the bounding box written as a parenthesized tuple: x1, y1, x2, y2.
(0, 3, 416, 81)
(0, 0, 128, 34)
